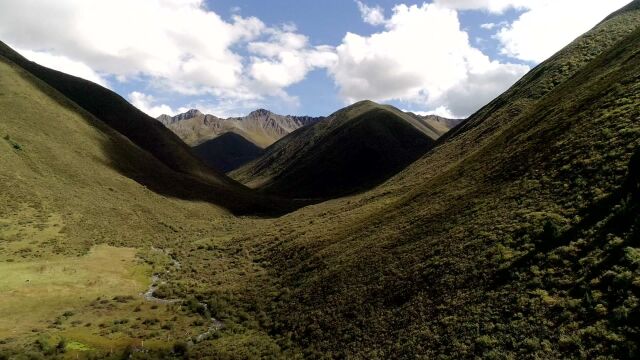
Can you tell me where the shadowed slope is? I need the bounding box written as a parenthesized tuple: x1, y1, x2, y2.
(230, 100, 439, 199)
(193, 132, 264, 172)
(0, 41, 293, 215)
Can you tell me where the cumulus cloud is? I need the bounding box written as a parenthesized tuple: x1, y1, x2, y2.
(15, 48, 109, 87)
(0, 0, 328, 110)
(248, 30, 338, 91)
(495, 0, 632, 62)
(433, 62, 528, 116)
(330, 3, 529, 118)
(356, 1, 387, 25)
(0, 1, 261, 91)
(128, 92, 175, 118)
(1, 0, 625, 118)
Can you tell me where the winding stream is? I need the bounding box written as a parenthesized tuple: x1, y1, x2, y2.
(141, 247, 224, 344)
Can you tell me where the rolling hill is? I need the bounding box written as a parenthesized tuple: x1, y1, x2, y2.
(193, 132, 264, 172)
(230, 100, 441, 199)
(158, 108, 323, 148)
(0, 40, 291, 215)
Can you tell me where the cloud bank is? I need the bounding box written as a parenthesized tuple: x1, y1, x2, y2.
(0, 0, 630, 118)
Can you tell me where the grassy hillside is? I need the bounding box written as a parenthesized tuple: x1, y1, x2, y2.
(212, 3, 640, 358)
(0, 42, 223, 186)
(230, 100, 439, 199)
(406, 113, 463, 137)
(0, 53, 252, 356)
(0, 41, 296, 216)
(193, 132, 264, 172)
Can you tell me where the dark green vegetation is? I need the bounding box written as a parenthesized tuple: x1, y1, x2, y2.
(0, 1, 639, 359)
(193, 132, 264, 172)
(231, 101, 440, 199)
(226, 4, 640, 358)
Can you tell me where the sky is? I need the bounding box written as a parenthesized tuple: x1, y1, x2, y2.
(0, 0, 632, 118)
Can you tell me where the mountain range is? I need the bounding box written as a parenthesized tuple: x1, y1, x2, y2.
(157, 108, 323, 148)
(158, 106, 460, 175)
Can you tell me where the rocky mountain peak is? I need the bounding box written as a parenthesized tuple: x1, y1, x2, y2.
(175, 109, 203, 120)
(247, 109, 273, 118)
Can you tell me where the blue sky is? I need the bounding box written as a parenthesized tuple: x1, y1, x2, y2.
(0, 0, 631, 118)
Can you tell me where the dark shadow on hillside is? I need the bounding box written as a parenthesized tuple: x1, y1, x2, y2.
(0, 42, 308, 216)
(194, 133, 264, 173)
(247, 107, 438, 200)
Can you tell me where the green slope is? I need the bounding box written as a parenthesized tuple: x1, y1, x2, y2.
(0, 40, 293, 215)
(215, 3, 640, 358)
(230, 100, 438, 199)
(193, 132, 264, 172)
(0, 53, 281, 355)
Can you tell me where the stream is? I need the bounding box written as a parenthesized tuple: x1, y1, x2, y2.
(142, 247, 224, 344)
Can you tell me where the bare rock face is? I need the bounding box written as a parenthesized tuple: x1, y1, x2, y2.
(157, 109, 323, 148)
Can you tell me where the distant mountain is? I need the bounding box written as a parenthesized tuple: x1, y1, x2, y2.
(157, 109, 324, 148)
(193, 132, 264, 172)
(230, 100, 441, 199)
(406, 113, 463, 136)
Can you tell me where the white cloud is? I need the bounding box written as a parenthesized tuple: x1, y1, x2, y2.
(356, 1, 387, 26)
(433, 62, 528, 116)
(15, 48, 109, 87)
(248, 30, 338, 91)
(0, 0, 326, 110)
(495, 0, 632, 62)
(405, 106, 456, 118)
(433, 0, 529, 13)
(2, 0, 626, 118)
(128, 92, 175, 118)
(0, 0, 261, 91)
(329, 3, 529, 118)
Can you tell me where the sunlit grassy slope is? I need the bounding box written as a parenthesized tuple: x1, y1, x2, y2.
(0, 245, 146, 338)
(231, 100, 439, 199)
(0, 51, 257, 356)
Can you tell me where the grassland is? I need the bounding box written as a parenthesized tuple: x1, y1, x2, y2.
(0, 244, 147, 338)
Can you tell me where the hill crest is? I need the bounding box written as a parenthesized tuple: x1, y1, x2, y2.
(230, 100, 442, 199)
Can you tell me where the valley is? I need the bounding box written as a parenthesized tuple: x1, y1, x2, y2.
(0, 1, 639, 359)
